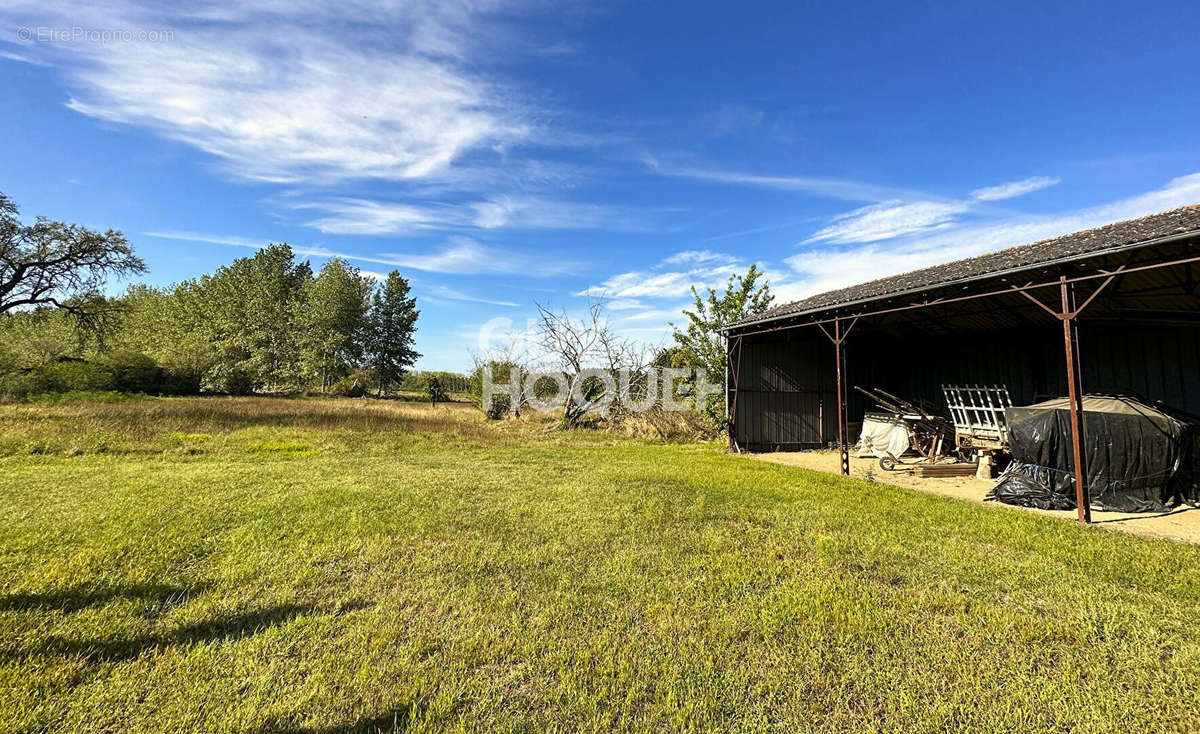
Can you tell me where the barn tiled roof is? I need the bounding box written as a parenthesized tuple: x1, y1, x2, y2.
(729, 204, 1200, 330)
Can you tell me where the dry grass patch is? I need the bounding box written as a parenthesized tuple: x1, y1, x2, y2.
(0, 395, 574, 456)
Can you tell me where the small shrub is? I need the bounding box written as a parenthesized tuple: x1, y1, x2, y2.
(607, 407, 717, 441)
(40, 359, 112, 393)
(484, 393, 511, 421)
(427, 377, 447, 404)
(98, 351, 164, 393)
(329, 377, 366, 397)
(469, 360, 524, 418)
(215, 366, 256, 396)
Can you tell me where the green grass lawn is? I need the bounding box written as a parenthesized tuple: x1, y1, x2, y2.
(1, 396, 1198, 732)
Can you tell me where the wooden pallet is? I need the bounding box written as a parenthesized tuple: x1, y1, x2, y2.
(910, 463, 978, 478)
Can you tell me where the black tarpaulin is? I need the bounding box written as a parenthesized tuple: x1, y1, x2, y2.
(988, 396, 1200, 512)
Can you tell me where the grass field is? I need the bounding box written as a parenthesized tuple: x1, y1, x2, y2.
(1, 395, 1199, 732)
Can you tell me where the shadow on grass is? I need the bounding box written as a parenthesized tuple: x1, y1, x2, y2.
(7, 601, 372, 664)
(0, 582, 209, 614)
(247, 700, 430, 734)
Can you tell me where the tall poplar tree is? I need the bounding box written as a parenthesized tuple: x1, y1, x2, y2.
(300, 258, 373, 391)
(367, 270, 420, 396)
(199, 244, 309, 392)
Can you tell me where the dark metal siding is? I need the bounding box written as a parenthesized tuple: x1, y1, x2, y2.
(732, 322, 1200, 451)
(1077, 324, 1200, 413)
(733, 332, 835, 450)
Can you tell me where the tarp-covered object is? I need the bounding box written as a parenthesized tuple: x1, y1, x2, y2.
(990, 396, 1200, 512)
(857, 412, 913, 459)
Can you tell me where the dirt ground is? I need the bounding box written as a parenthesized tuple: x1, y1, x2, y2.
(750, 450, 1200, 545)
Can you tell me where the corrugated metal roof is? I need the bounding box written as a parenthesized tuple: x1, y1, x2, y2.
(730, 205, 1200, 330)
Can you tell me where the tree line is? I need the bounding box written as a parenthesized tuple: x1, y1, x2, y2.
(2, 192, 432, 398)
(2, 189, 771, 414)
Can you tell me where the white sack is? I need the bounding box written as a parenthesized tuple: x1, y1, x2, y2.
(857, 412, 913, 458)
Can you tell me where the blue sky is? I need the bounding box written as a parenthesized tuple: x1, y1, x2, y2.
(2, 0, 1199, 370)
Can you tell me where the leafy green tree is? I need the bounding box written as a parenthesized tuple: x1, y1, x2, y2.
(107, 285, 216, 393)
(0, 307, 79, 367)
(0, 192, 145, 332)
(670, 265, 774, 425)
(402, 371, 469, 393)
(366, 270, 420, 396)
(427, 376, 447, 404)
(198, 244, 311, 392)
(299, 259, 373, 391)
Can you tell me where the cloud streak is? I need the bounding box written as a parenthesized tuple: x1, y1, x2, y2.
(577, 249, 748, 301)
(806, 200, 970, 245)
(300, 199, 455, 235)
(4, 1, 541, 185)
(4, 0, 651, 242)
(11, 2, 530, 183)
(784, 173, 1200, 301)
(805, 175, 1064, 245)
(970, 175, 1060, 202)
(427, 285, 518, 307)
(647, 160, 930, 203)
(143, 230, 578, 276)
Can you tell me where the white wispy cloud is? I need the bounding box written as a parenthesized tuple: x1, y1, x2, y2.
(4, 0, 637, 242)
(804, 175, 1064, 245)
(379, 235, 567, 276)
(3, 1, 537, 185)
(142, 231, 351, 261)
(0, 49, 50, 66)
(702, 219, 818, 242)
(300, 199, 455, 235)
(143, 230, 577, 276)
(970, 175, 1060, 202)
(806, 200, 971, 245)
(577, 249, 746, 300)
(427, 285, 518, 307)
(655, 162, 1064, 247)
(293, 194, 655, 236)
(1, 0, 693, 255)
(702, 105, 765, 138)
(784, 173, 1200, 300)
(619, 306, 690, 323)
(661, 250, 739, 266)
(647, 160, 933, 202)
(469, 195, 654, 231)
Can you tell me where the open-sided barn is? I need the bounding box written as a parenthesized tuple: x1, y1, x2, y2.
(721, 205, 1200, 522)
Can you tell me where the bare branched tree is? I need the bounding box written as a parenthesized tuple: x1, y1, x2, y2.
(535, 299, 645, 427)
(0, 192, 145, 333)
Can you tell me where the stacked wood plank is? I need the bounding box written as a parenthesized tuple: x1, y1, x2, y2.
(909, 463, 978, 478)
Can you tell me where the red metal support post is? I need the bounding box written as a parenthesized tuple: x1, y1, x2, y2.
(725, 334, 733, 452)
(1012, 272, 1123, 524)
(726, 335, 743, 453)
(835, 318, 849, 475)
(1060, 277, 1092, 523)
(818, 317, 856, 476)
